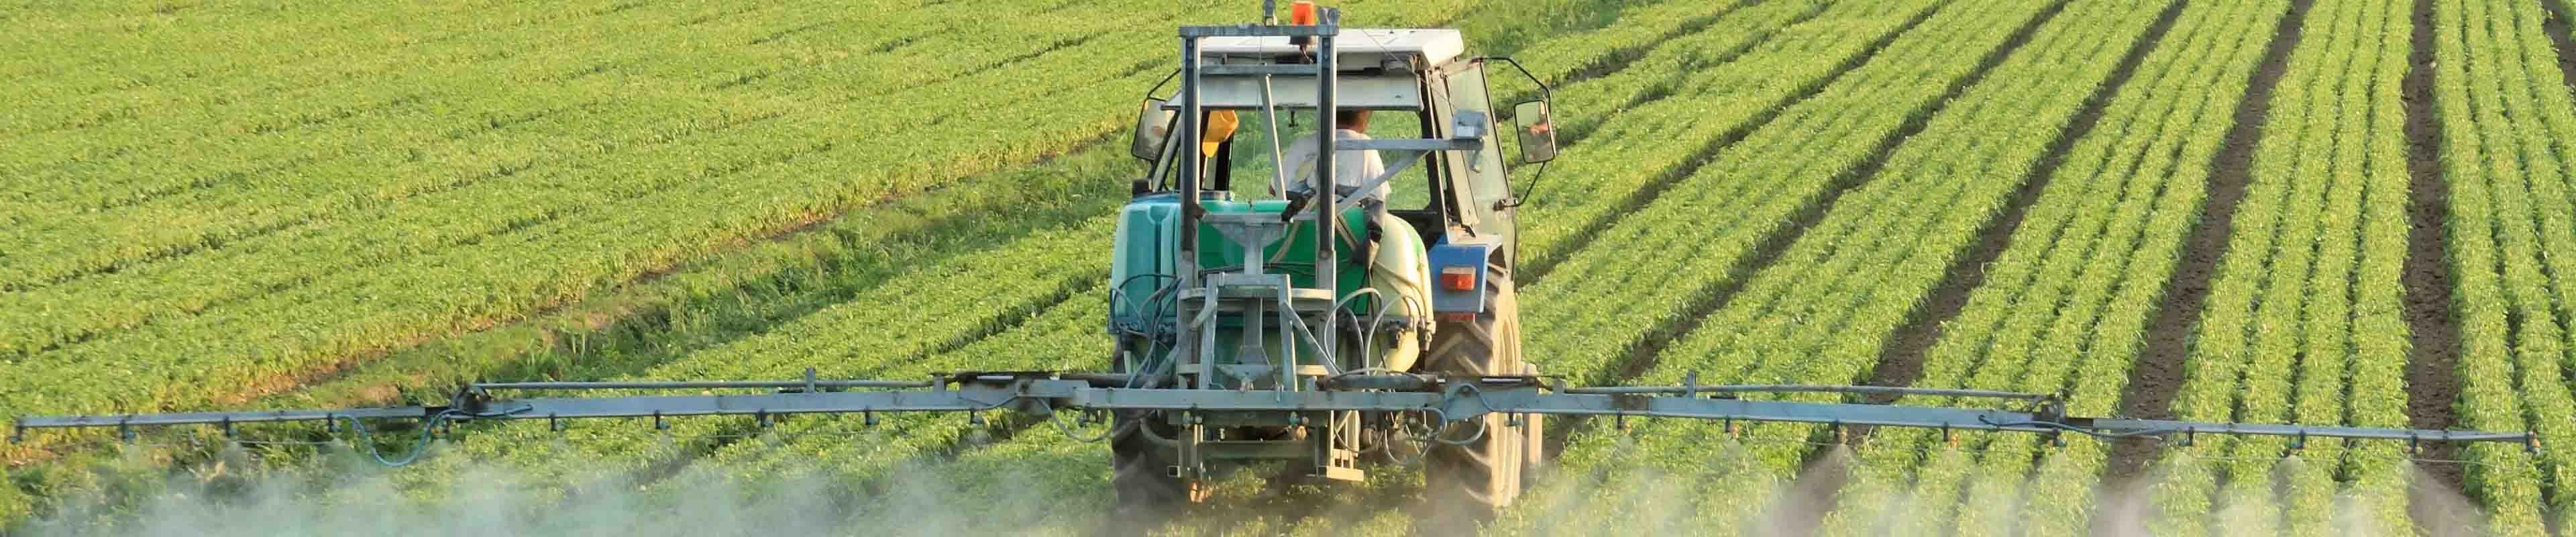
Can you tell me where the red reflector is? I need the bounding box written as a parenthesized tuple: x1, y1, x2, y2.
(1440, 266, 1477, 291)
(1441, 312, 1476, 322)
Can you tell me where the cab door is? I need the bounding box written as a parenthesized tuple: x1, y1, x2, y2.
(1434, 60, 1516, 262)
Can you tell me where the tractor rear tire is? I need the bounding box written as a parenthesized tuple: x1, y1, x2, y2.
(1417, 264, 1534, 533)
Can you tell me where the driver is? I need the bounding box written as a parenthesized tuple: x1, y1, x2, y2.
(1277, 109, 1387, 202)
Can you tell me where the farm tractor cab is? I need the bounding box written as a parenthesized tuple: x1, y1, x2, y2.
(11, 1, 2537, 530)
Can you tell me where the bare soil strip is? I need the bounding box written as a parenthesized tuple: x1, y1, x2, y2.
(1762, 2, 2193, 535)
(2402, 0, 2473, 531)
(2540, 0, 2576, 93)
(2101, 0, 2313, 487)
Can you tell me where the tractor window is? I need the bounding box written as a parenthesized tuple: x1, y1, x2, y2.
(1213, 109, 1434, 210)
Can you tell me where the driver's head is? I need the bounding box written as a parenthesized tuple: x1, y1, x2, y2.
(1336, 109, 1370, 131)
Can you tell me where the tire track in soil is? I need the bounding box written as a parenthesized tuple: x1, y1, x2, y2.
(1519, 0, 1950, 285)
(2101, 0, 2312, 489)
(1762, 1, 2194, 535)
(2402, 0, 2473, 531)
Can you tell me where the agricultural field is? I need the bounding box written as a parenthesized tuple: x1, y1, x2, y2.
(12, 0, 2576, 534)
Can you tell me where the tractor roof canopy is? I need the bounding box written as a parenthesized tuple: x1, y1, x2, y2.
(1179, 29, 1465, 111)
(1197, 28, 1465, 68)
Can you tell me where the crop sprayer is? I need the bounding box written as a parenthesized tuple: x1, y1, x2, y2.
(11, 0, 2536, 526)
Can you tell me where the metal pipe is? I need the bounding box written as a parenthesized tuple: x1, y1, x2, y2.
(1561, 384, 2049, 401)
(1178, 33, 1205, 391)
(1311, 11, 1340, 382)
(476, 380, 934, 391)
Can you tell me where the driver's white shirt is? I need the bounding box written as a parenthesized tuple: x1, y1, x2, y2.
(1277, 129, 1387, 201)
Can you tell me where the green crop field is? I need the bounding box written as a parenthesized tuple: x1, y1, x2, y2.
(13, 0, 2576, 534)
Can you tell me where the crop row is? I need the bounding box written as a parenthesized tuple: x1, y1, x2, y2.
(1499, 0, 2178, 534)
(0, 34, 1159, 356)
(1534, 0, 1826, 144)
(1817, 0, 2287, 533)
(649, 297, 1111, 501)
(0, 141, 1148, 527)
(4, 1, 641, 132)
(2133, 0, 2419, 534)
(1512, 0, 1938, 276)
(373, 219, 1115, 501)
(1497, 0, 1752, 90)
(0, 0, 1275, 438)
(2, 0, 955, 170)
(1494, 0, 2149, 531)
(1508, 0, 2020, 401)
(2428, 0, 2576, 531)
(0, 0, 1199, 293)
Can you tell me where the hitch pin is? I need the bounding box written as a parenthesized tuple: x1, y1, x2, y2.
(118, 418, 135, 444)
(221, 417, 236, 440)
(653, 411, 669, 431)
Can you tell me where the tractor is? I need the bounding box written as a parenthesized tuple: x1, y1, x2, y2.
(1104, 0, 1560, 520)
(11, 1, 2535, 533)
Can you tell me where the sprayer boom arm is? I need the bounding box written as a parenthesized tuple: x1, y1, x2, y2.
(11, 373, 2532, 451)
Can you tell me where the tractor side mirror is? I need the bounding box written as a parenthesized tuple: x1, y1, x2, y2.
(1131, 98, 1175, 161)
(1511, 100, 1557, 164)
